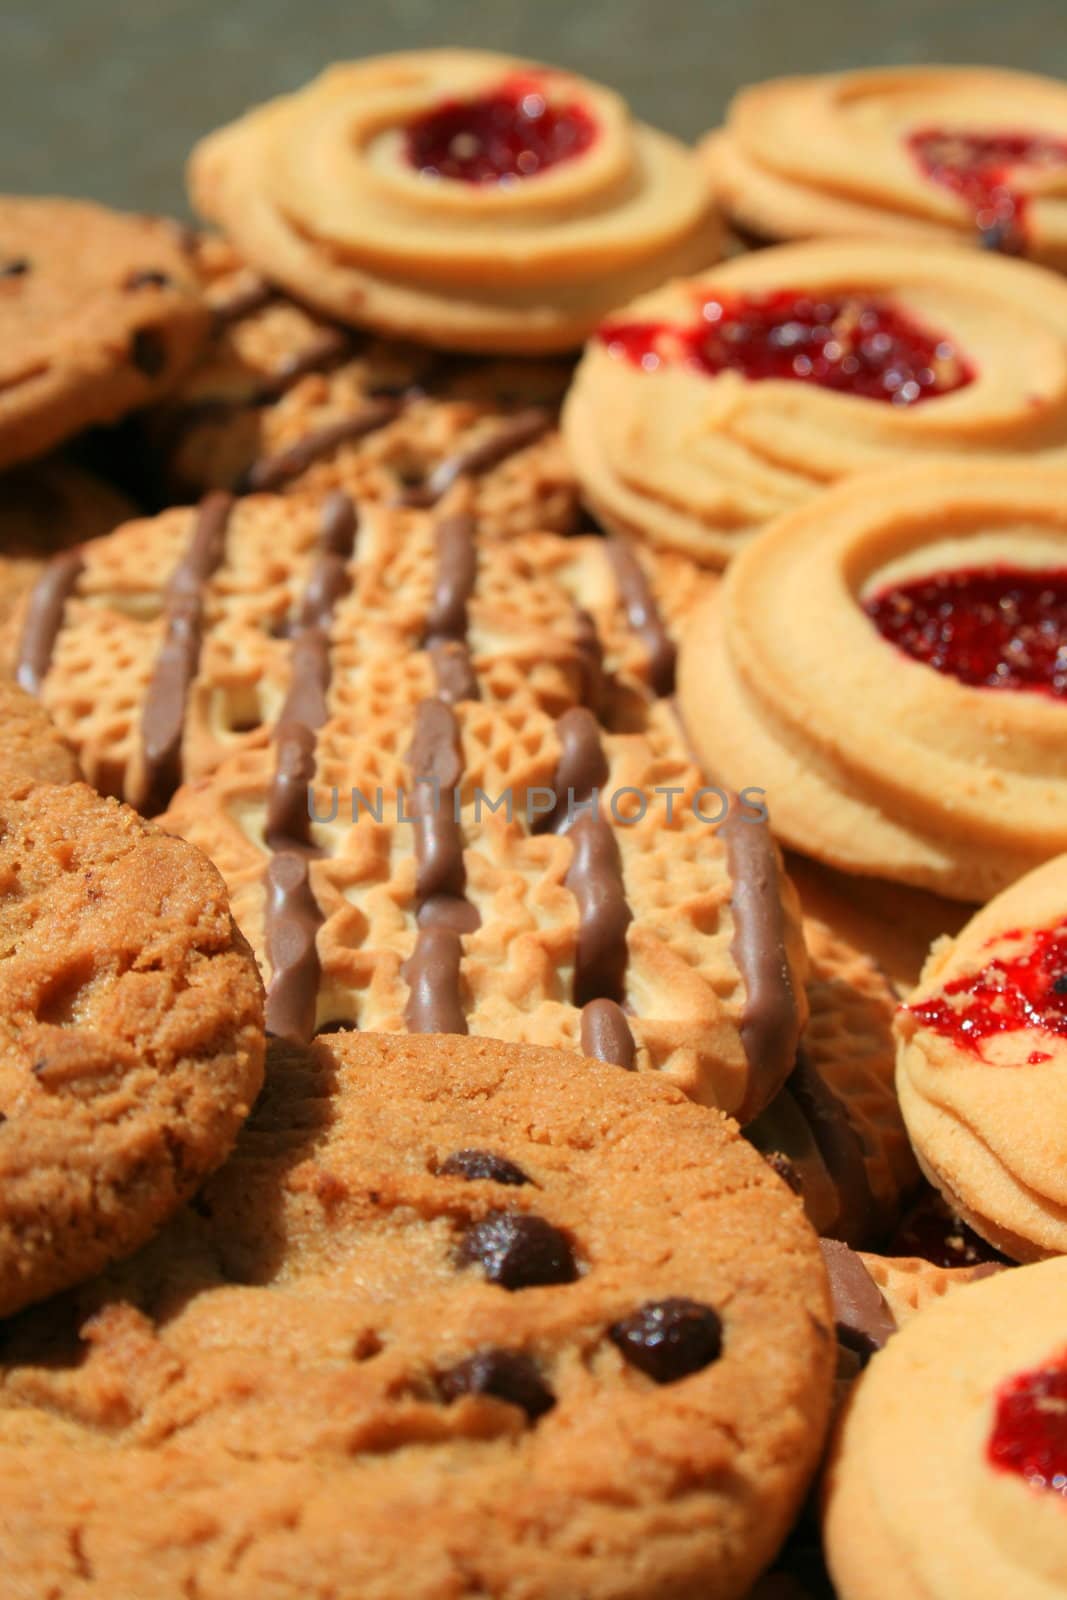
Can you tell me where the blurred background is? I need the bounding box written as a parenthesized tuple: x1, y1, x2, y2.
(6, 0, 1067, 215)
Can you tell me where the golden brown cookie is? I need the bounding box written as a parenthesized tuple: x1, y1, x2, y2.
(0, 197, 208, 470)
(0, 456, 135, 642)
(679, 462, 1067, 900)
(0, 680, 79, 788)
(824, 1257, 1067, 1600)
(9, 487, 709, 815)
(188, 51, 722, 353)
(0, 777, 264, 1316)
(145, 242, 581, 535)
(897, 852, 1067, 1261)
(563, 239, 1067, 565)
(0, 1031, 835, 1599)
(703, 68, 1067, 268)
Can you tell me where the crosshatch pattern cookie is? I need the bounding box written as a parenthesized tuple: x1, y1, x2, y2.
(897, 852, 1067, 1261)
(188, 51, 722, 353)
(563, 239, 1067, 565)
(680, 462, 1067, 901)
(703, 67, 1067, 268)
(824, 1257, 1067, 1600)
(156, 513, 808, 1121)
(0, 1031, 836, 1600)
(0, 774, 264, 1318)
(0, 196, 209, 471)
(145, 242, 581, 536)
(9, 486, 708, 818)
(0, 457, 135, 638)
(746, 916, 918, 1248)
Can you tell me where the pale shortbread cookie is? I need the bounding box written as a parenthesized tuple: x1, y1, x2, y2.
(0, 196, 208, 470)
(897, 853, 1067, 1261)
(0, 1032, 835, 1600)
(825, 1258, 1067, 1600)
(702, 68, 1067, 269)
(563, 240, 1067, 564)
(189, 51, 721, 353)
(679, 462, 1067, 901)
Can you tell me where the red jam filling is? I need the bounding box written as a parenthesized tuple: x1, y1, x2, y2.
(988, 1350, 1067, 1494)
(906, 922, 1067, 1057)
(405, 75, 596, 184)
(599, 291, 974, 405)
(909, 128, 1067, 249)
(866, 565, 1067, 698)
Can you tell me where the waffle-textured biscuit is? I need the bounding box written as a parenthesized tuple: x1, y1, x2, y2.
(897, 853, 1067, 1261)
(857, 1251, 1004, 1329)
(824, 1258, 1067, 1600)
(0, 197, 208, 471)
(0, 775, 264, 1317)
(146, 242, 580, 535)
(188, 51, 721, 353)
(160, 677, 808, 1123)
(563, 240, 1067, 565)
(0, 1030, 834, 1599)
(0, 456, 135, 643)
(703, 68, 1067, 269)
(747, 916, 918, 1247)
(680, 462, 1067, 900)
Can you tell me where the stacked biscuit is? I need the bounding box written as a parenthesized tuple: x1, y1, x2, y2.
(3, 48, 1067, 1599)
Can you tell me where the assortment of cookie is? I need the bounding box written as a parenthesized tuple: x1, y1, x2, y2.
(1, 48, 1066, 1599)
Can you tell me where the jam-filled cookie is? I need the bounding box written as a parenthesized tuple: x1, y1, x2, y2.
(679, 462, 1067, 900)
(0, 769, 264, 1317)
(188, 51, 721, 353)
(897, 852, 1067, 1261)
(0, 1031, 834, 1599)
(825, 1257, 1067, 1600)
(144, 239, 581, 534)
(0, 197, 208, 471)
(703, 67, 1067, 269)
(563, 239, 1067, 564)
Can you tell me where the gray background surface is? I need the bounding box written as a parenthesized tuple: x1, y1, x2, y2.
(5, 0, 1067, 217)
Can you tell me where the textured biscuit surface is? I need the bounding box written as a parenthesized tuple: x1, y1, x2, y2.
(0, 1031, 834, 1599)
(0, 197, 208, 470)
(0, 778, 265, 1315)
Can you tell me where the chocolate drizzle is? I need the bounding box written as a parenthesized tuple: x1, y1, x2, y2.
(533, 706, 607, 834)
(211, 277, 276, 329)
(398, 407, 551, 508)
(256, 328, 355, 400)
(428, 639, 479, 705)
(719, 799, 802, 1124)
(580, 998, 636, 1069)
(238, 401, 402, 494)
(16, 549, 85, 694)
(818, 1239, 897, 1359)
(263, 494, 358, 1041)
(789, 1050, 876, 1247)
(605, 538, 676, 696)
(139, 492, 234, 815)
(403, 698, 480, 1033)
(424, 510, 480, 704)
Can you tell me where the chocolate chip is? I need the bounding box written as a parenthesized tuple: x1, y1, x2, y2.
(458, 1212, 577, 1290)
(0, 258, 29, 279)
(764, 1150, 803, 1195)
(609, 1298, 723, 1383)
(440, 1149, 530, 1186)
(130, 327, 167, 377)
(1054, 975, 1067, 995)
(437, 1348, 555, 1420)
(124, 268, 173, 290)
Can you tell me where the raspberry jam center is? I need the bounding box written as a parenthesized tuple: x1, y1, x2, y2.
(906, 921, 1067, 1058)
(406, 76, 597, 184)
(866, 565, 1067, 698)
(988, 1351, 1067, 1494)
(908, 128, 1067, 250)
(599, 291, 974, 405)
